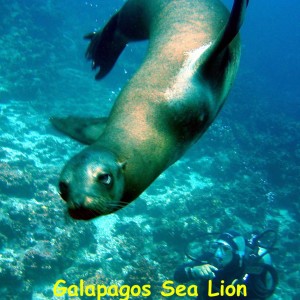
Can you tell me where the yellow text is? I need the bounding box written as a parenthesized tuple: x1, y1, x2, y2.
(208, 280, 247, 297)
(161, 280, 198, 297)
(53, 279, 151, 300)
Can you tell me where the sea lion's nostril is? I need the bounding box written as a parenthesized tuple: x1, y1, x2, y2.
(59, 181, 69, 202)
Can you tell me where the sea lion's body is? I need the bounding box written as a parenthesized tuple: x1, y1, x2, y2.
(53, 0, 249, 220)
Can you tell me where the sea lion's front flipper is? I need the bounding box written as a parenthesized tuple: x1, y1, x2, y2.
(85, 12, 127, 80)
(50, 117, 108, 144)
(202, 0, 249, 75)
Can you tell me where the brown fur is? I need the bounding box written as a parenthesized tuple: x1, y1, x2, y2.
(55, 0, 247, 219)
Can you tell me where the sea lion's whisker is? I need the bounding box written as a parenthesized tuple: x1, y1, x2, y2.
(108, 201, 127, 208)
(108, 204, 124, 210)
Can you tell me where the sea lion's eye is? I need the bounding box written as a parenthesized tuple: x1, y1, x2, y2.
(97, 174, 112, 185)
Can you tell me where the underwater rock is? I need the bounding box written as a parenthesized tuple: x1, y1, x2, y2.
(0, 232, 8, 248)
(0, 250, 24, 290)
(0, 215, 15, 239)
(0, 163, 35, 198)
(124, 257, 161, 296)
(23, 241, 59, 282)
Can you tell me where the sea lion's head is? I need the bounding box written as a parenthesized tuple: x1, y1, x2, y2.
(58, 145, 126, 220)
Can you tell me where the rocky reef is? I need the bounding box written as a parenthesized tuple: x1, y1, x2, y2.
(0, 99, 299, 299)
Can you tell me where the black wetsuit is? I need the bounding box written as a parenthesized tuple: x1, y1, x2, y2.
(174, 253, 277, 300)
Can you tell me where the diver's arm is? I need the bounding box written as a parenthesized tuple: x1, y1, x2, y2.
(191, 264, 218, 279)
(174, 262, 218, 283)
(174, 262, 198, 283)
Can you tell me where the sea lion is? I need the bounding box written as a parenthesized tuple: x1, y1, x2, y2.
(52, 0, 249, 220)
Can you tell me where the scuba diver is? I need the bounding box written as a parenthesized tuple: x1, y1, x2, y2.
(174, 230, 278, 299)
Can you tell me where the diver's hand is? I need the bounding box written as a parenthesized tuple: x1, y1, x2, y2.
(191, 264, 218, 279)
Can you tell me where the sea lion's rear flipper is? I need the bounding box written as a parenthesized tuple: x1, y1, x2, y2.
(50, 117, 108, 144)
(202, 0, 249, 75)
(85, 12, 127, 80)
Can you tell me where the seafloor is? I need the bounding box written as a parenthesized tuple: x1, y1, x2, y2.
(1, 1, 299, 299)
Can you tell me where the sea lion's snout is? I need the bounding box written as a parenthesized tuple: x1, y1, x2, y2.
(58, 177, 113, 220)
(58, 180, 94, 212)
(59, 181, 69, 202)
(58, 181, 103, 220)
(57, 146, 126, 220)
